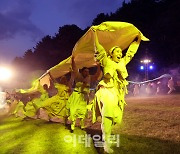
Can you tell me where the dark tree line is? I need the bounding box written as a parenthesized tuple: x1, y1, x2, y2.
(12, 0, 180, 73)
(13, 25, 85, 71)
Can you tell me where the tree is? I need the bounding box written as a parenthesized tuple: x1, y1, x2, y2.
(53, 24, 84, 62)
(92, 13, 110, 26)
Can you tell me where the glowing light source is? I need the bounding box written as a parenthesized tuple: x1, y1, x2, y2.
(140, 66, 144, 70)
(149, 65, 153, 70)
(0, 67, 12, 81)
(140, 58, 152, 81)
(141, 59, 151, 64)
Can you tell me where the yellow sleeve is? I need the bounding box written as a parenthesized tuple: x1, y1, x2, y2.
(95, 43, 108, 66)
(124, 41, 140, 65)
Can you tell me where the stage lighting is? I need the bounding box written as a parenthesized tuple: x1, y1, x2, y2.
(140, 66, 144, 70)
(0, 67, 12, 81)
(149, 65, 153, 70)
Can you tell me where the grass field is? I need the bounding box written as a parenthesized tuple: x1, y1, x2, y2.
(0, 94, 179, 154)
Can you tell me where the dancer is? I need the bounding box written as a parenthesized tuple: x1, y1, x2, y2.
(67, 57, 101, 132)
(22, 80, 49, 119)
(90, 30, 142, 153)
(37, 74, 73, 123)
(167, 77, 175, 94)
(133, 84, 140, 96)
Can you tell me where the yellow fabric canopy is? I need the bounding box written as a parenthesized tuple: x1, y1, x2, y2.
(72, 21, 149, 69)
(40, 21, 149, 81)
(39, 56, 72, 86)
(48, 56, 72, 79)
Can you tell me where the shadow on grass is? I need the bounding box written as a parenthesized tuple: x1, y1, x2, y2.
(85, 127, 180, 154)
(85, 127, 103, 154)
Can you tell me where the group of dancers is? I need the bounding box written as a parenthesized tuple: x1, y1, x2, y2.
(6, 29, 142, 153)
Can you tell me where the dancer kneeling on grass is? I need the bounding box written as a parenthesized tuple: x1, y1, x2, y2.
(89, 31, 142, 153)
(67, 57, 101, 132)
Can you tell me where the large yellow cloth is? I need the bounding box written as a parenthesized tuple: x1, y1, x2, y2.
(72, 21, 149, 69)
(48, 56, 72, 79)
(19, 79, 41, 94)
(39, 21, 149, 80)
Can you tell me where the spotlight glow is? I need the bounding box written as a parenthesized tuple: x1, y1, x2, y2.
(141, 59, 151, 64)
(140, 66, 144, 70)
(149, 65, 153, 70)
(0, 67, 12, 81)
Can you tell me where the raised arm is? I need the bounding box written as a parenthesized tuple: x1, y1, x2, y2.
(68, 70, 75, 93)
(71, 56, 81, 79)
(124, 34, 141, 65)
(91, 63, 102, 82)
(93, 31, 107, 66)
(48, 72, 58, 83)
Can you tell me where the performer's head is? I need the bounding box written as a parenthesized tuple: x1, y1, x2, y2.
(60, 75, 68, 84)
(109, 46, 122, 63)
(43, 84, 48, 91)
(81, 67, 89, 78)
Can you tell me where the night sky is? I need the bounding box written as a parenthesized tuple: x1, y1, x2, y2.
(0, 0, 129, 64)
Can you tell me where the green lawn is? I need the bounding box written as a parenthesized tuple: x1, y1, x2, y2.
(0, 94, 180, 154)
(0, 117, 96, 154)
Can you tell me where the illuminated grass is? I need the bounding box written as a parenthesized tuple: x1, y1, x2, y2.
(0, 94, 180, 154)
(0, 117, 97, 154)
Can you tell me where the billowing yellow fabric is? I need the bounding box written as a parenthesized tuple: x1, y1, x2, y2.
(19, 79, 40, 94)
(48, 56, 72, 79)
(72, 21, 149, 69)
(39, 21, 149, 80)
(39, 73, 51, 88)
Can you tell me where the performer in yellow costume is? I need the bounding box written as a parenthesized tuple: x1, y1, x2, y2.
(22, 80, 49, 119)
(67, 57, 101, 132)
(38, 75, 72, 123)
(91, 31, 142, 153)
